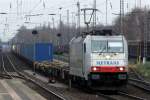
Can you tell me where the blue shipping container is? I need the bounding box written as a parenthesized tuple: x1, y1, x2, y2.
(20, 43, 53, 62)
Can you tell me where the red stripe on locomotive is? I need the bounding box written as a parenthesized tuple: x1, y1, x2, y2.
(91, 66, 126, 73)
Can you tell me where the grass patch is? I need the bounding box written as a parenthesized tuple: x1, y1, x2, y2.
(135, 62, 150, 79)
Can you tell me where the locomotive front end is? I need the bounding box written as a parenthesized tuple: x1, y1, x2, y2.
(88, 35, 128, 89)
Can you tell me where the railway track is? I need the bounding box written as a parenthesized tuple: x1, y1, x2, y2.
(95, 91, 146, 100)
(8, 53, 150, 100)
(1, 54, 14, 79)
(126, 67, 150, 100)
(129, 78, 150, 92)
(81, 85, 146, 100)
(129, 67, 144, 80)
(1, 53, 66, 100)
(129, 66, 150, 92)
(117, 91, 146, 100)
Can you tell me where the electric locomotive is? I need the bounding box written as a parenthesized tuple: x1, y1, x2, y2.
(69, 30, 128, 90)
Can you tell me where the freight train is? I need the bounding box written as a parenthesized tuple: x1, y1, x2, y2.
(12, 30, 128, 90)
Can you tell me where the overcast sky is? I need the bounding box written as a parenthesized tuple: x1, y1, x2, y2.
(0, 0, 150, 42)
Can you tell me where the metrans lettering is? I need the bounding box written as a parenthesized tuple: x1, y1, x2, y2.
(96, 61, 119, 65)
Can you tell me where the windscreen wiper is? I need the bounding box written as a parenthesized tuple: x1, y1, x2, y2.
(99, 46, 106, 55)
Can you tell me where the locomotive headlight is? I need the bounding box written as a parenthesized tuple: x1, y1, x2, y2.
(93, 67, 97, 71)
(119, 67, 124, 71)
(91, 67, 98, 72)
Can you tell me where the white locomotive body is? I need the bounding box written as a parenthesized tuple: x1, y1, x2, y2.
(69, 33, 128, 89)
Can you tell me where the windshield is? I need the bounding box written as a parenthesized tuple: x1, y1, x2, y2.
(91, 40, 107, 53)
(108, 42, 123, 53)
(91, 40, 123, 53)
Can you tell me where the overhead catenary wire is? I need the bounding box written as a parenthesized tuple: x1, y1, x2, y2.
(28, 0, 43, 14)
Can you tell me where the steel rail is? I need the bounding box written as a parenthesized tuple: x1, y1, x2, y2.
(7, 54, 66, 100)
(129, 78, 150, 86)
(0, 73, 25, 79)
(97, 91, 146, 100)
(118, 91, 146, 100)
(1, 55, 13, 79)
(129, 79, 150, 92)
(129, 68, 144, 80)
(6, 55, 26, 79)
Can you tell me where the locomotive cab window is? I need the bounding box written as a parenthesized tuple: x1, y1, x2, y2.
(108, 41, 123, 53)
(91, 40, 107, 53)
